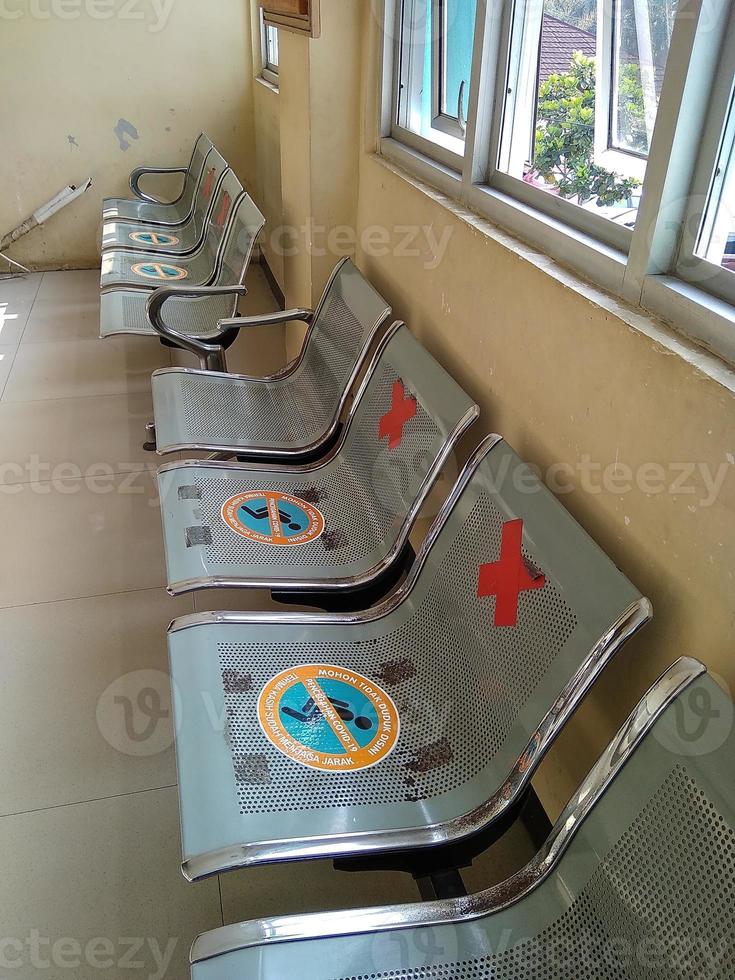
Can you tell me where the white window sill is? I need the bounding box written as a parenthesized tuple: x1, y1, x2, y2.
(373, 146, 735, 395)
(256, 74, 279, 94)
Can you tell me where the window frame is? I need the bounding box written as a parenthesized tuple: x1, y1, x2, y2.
(390, 0, 466, 171)
(378, 0, 735, 368)
(673, 2, 735, 309)
(260, 11, 280, 87)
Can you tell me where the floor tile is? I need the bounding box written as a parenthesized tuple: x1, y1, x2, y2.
(0, 588, 191, 815)
(23, 270, 101, 344)
(0, 273, 43, 346)
(0, 391, 156, 486)
(0, 344, 18, 395)
(2, 335, 169, 402)
(0, 473, 165, 608)
(0, 787, 221, 979)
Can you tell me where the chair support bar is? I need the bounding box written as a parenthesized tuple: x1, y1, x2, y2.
(147, 284, 249, 371)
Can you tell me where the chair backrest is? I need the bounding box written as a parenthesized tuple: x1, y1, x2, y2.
(178, 132, 215, 217)
(310, 324, 479, 561)
(190, 659, 735, 978)
(276, 258, 394, 432)
(198, 170, 246, 267)
(190, 148, 228, 238)
(210, 189, 266, 288)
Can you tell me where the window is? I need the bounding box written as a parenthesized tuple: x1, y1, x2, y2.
(393, 0, 478, 165)
(675, 2, 735, 307)
(261, 12, 279, 85)
(495, 0, 674, 246)
(381, 0, 735, 365)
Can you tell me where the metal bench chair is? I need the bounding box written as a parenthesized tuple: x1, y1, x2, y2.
(164, 432, 651, 886)
(99, 190, 265, 339)
(100, 149, 228, 256)
(157, 323, 479, 599)
(100, 170, 244, 293)
(101, 132, 214, 227)
(189, 657, 734, 979)
(148, 258, 393, 455)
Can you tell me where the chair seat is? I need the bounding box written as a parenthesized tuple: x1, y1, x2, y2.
(101, 196, 190, 225)
(153, 367, 333, 452)
(159, 456, 416, 593)
(100, 290, 234, 339)
(100, 247, 214, 292)
(101, 218, 201, 255)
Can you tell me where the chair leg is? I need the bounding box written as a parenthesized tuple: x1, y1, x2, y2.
(143, 421, 157, 453)
(415, 869, 467, 901)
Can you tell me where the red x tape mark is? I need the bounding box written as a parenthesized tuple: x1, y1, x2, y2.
(215, 191, 231, 227)
(379, 380, 417, 449)
(477, 519, 546, 627)
(202, 167, 216, 199)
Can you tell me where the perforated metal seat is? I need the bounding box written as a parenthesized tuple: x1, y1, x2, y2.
(165, 433, 651, 884)
(100, 171, 244, 292)
(102, 132, 213, 226)
(101, 149, 228, 255)
(149, 258, 393, 454)
(189, 658, 734, 979)
(99, 191, 264, 339)
(157, 324, 479, 595)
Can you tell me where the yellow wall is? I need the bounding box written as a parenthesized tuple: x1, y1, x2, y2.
(256, 0, 735, 817)
(0, 0, 256, 271)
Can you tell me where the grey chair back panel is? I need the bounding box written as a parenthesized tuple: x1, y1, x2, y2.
(190, 662, 735, 979)
(177, 132, 214, 217)
(157, 325, 477, 589)
(210, 190, 265, 288)
(189, 149, 229, 236)
(168, 435, 646, 873)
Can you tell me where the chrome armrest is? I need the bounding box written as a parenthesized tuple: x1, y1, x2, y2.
(216, 309, 314, 332)
(146, 284, 249, 372)
(129, 166, 188, 204)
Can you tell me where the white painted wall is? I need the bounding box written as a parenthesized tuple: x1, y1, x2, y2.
(0, 0, 256, 270)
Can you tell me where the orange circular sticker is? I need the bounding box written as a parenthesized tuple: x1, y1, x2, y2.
(221, 490, 325, 547)
(131, 261, 188, 281)
(129, 231, 180, 247)
(258, 665, 401, 772)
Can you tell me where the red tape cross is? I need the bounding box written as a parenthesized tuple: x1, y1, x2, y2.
(379, 380, 417, 449)
(202, 168, 216, 199)
(477, 519, 546, 627)
(215, 191, 231, 227)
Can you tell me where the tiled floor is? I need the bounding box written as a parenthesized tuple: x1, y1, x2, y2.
(0, 267, 534, 978)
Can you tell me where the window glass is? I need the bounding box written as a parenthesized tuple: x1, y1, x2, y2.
(440, 0, 476, 127)
(612, 0, 676, 155)
(695, 88, 735, 273)
(396, 0, 477, 151)
(498, 0, 675, 228)
(266, 24, 279, 70)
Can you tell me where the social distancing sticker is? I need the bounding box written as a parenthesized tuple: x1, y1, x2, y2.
(221, 490, 325, 547)
(131, 261, 188, 281)
(129, 231, 180, 247)
(257, 665, 400, 772)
